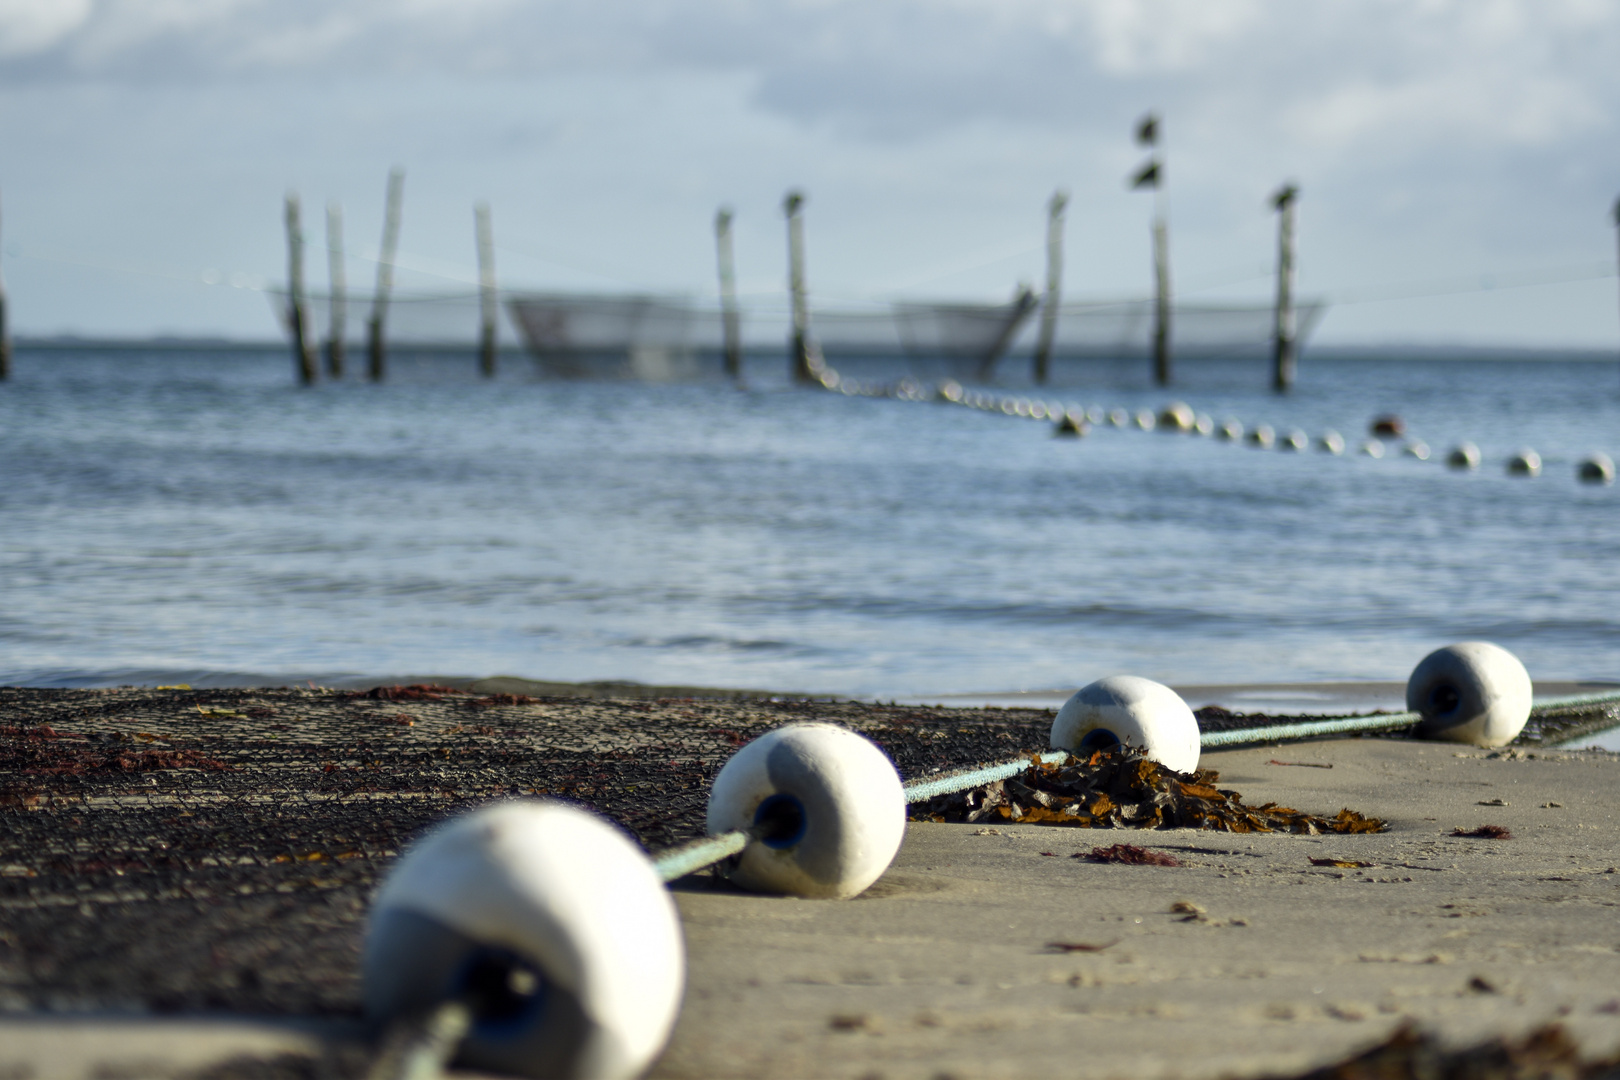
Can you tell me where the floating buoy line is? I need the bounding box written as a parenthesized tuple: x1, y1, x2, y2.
(817, 371, 1616, 484)
(363, 640, 1619, 1078)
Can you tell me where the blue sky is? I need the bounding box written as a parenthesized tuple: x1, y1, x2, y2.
(1, 0, 1618, 346)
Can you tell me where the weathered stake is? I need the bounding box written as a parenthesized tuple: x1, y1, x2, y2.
(714, 207, 742, 383)
(783, 190, 816, 384)
(1151, 215, 1171, 387)
(325, 202, 346, 379)
(1033, 190, 1068, 385)
(1613, 196, 1620, 382)
(1271, 183, 1299, 393)
(284, 193, 318, 386)
(475, 201, 497, 379)
(0, 187, 11, 383)
(368, 167, 405, 383)
(1129, 114, 1171, 386)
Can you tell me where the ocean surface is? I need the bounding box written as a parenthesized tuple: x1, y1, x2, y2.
(2, 344, 1617, 722)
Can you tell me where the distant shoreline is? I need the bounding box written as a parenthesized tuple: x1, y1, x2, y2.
(10, 337, 1619, 362)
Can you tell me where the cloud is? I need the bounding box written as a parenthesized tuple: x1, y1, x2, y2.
(3, 0, 1616, 155)
(0, 0, 93, 57)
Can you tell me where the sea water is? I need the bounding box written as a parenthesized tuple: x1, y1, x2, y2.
(1, 346, 1617, 721)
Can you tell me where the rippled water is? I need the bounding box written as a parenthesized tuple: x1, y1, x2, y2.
(1, 345, 1617, 698)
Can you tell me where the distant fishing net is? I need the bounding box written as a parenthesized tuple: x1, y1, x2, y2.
(266, 289, 523, 349)
(911, 744, 1386, 834)
(1045, 299, 1327, 359)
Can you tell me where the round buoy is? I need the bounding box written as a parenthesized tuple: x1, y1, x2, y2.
(1507, 449, 1541, 476)
(1319, 430, 1345, 455)
(706, 723, 905, 900)
(1281, 428, 1308, 451)
(1447, 442, 1480, 470)
(1194, 413, 1215, 436)
(1370, 414, 1405, 437)
(1361, 439, 1385, 458)
(1406, 642, 1532, 748)
(1247, 424, 1275, 449)
(1051, 676, 1200, 774)
(363, 801, 684, 1080)
(1218, 419, 1244, 441)
(1158, 402, 1195, 433)
(1403, 440, 1431, 461)
(1054, 412, 1089, 437)
(1028, 402, 1047, 420)
(1578, 452, 1615, 484)
(937, 380, 963, 403)
(1134, 409, 1156, 431)
(1108, 408, 1128, 428)
(1086, 406, 1105, 424)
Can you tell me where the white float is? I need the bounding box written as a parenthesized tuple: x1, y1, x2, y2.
(1403, 440, 1431, 460)
(1405, 642, 1532, 748)
(1194, 413, 1215, 436)
(1218, 419, 1244, 441)
(1108, 408, 1129, 428)
(706, 723, 905, 899)
(363, 801, 684, 1080)
(1319, 430, 1345, 455)
(1134, 409, 1156, 431)
(1050, 676, 1200, 774)
(1281, 428, 1308, 451)
(1447, 442, 1481, 470)
(1507, 448, 1541, 476)
(1361, 439, 1385, 458)
(1247, 424, 1275, 449)
(1578, 452, 1615, 484)
(1158, 402, 1194, 432)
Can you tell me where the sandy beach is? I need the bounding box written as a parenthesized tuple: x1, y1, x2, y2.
(1, 685, 1617, 1077)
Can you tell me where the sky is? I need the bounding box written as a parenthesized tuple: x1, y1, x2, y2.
(1, 0, 1618, 347)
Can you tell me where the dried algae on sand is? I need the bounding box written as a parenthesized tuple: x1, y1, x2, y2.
(911, 744, 1386, 834)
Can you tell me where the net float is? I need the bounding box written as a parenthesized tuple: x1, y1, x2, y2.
(363, 801, 684, 1080)
(1406, 642, 1532, 748)
(1050, 675, 1200, 774)
(706, 723, 906, 899)
(1447, 442, 1481, 470)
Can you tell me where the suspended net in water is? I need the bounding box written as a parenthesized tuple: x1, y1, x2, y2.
(1042, 298, 1327, 360)
(266, 289, 522, 350)
(267, 288, 1328, 379)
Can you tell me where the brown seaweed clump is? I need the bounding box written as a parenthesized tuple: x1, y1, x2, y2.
(911, 745, 1385, 835)
(1278, 1022, 1620, 1080)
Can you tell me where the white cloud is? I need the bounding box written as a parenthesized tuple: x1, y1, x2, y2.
(0, 0, 92, 57)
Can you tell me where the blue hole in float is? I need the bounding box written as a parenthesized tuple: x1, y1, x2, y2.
(1428, 683, 1461, 718)
(456, 946, 549, 1041)
(753, 793, 808, 849)
(1079, 728, 1121, 752)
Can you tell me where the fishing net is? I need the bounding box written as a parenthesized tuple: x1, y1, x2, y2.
(1044, 299, 1327, 359)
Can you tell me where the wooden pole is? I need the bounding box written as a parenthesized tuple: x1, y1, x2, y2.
(1151, 213, 1171, 386)
(475, 201, 497, 379)
(368, 167, 405, 383)
(0, 187, 10, 383)
(325, 202, 346, 379)
(1613, 196, 1620, 382)
(1033, 189, 1067, 385)
(1271, 183, 1299, 393)
(783, 190, 815, 384)
(284, 193, 318, 386)
(1129, 113, 1171, 386)
(715, 207, 742, 383)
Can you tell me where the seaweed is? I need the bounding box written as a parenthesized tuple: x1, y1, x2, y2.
(911, 744, 1386, 834)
